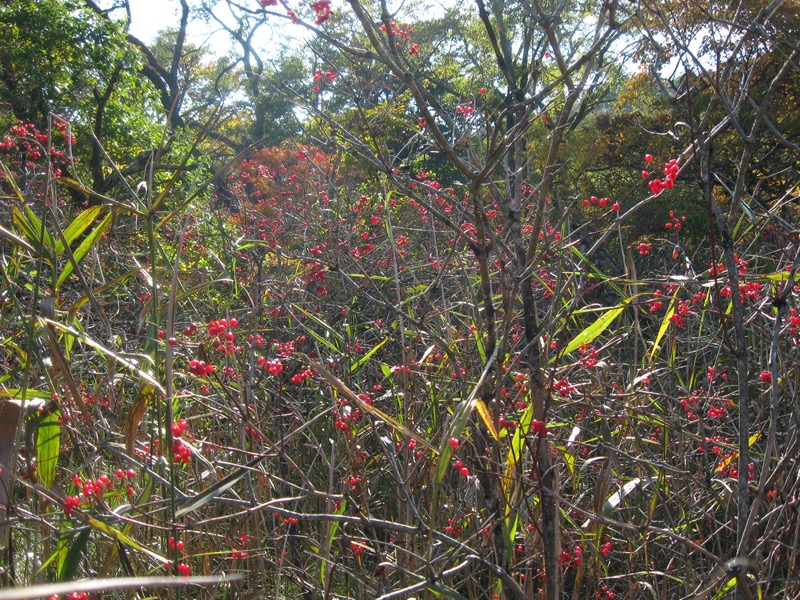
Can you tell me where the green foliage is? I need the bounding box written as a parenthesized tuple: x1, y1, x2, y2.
(0, 0, 125, 125)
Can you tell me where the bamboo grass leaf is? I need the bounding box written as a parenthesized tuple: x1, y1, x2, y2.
(648, 287, 680, 364)
(556, 297, 633, 362)
(125, 383, 154, 456)
(56, 211, 113, 290)
(320, 500, 347, 585)
(175, 453, 270, 518)
(58, 529, 90, 582)
(36, 411, 60, 488)
(12, 205, 55, 265)
(350, 337, 388, 372)
(41, 319, 163, 393)
(436, 342, 501, 484)
(304, 354, 436, 452)
(475, 399, 500, 442)
(54, 206, 104, 255)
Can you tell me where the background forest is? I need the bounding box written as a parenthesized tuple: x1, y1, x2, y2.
(1, 0, 799, 598)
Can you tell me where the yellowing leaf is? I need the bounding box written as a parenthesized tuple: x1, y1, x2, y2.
(125, 384, 154, 456)
(475, 399, 499, 442)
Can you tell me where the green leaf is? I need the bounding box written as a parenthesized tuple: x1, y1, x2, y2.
(54, 206, 104, 255)
(712, 577, 736, 600)
(175, 453, 270, 518)
(56, 211, 113, 291)
(12, 205, 55, 265)
(0, 389, 52, 400)
(648, 287, 680, 364)
(58, 529, 90, 581)
(41, 318, 163, 393)
(320, 500, 346, 585)
(502, 402, 533, 493)
(556, 444, 575, 478)
(36, 411, 60, 488)
(505, 512, 520, 565)
(437, 343, 501, 484)
(85, 516, 168, 564)
(292, 304, 342, 353)
(473, 326, 486, 363)
(349, 338, 388, 372)
(555, 297, 633, 362)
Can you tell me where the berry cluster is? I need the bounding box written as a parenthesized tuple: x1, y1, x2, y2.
(257, 357, 284, 375)
(208, 317, 238, 338)
(581, 196, 619, 211)
(232, 533, 249, 559)
(188, 359, 215, 376)
(559, 545, 582, 567)
(168, 536, 185, 551)
(664, 210, 686, 230)
(171, 418, 191, 464)
(63, 469, 136, 515)
(643, 155, 679, 195)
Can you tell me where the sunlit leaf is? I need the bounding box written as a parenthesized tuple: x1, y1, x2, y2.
(350, 338, 388, 372)
(36, 411, 60, 489)
(54, 205, 104, 255)
(56, 210, 113, 290)
(125, 383, 154, 457)
(58, 529, 90, 582)
(556, 297, 633, 362)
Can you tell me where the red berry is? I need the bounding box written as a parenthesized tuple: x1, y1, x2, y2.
(459, 467, 470, 477)
(644, 153, 654, 162)
(167, 337, 177, 346)
(448, 437, 460, 449)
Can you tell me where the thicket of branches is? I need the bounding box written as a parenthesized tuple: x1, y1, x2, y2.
(1, 0, 799, 599)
